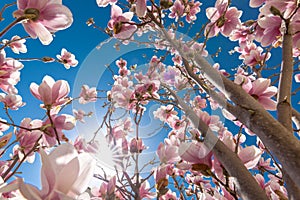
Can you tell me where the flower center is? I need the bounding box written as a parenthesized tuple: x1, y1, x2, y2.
(24, 8, 40, 21)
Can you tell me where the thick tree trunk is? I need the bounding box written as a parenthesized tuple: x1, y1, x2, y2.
(159, 28, 300, 188)
(167, 88, 268, 200)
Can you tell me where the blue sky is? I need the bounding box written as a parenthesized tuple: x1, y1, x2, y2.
(0, 0, 299, 193)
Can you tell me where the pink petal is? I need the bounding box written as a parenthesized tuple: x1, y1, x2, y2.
(17, 0, 28, 10)
(258, 97, 277, 110)
(238, 146, 262, 169)
(41, 4, 73, 31)
(38, 81, 52, 105)
(30, 83, 42, 100)
(48, 143, 78, 173)
(40, 149, 56, 197)
(206, 7, 219, 21)
(295, 74, 300, 83)
(27, 0, 48, 9)
(27, 22, 53, 45)
(57, 153, 95, 197)
(251, 78, 270, 96)
(249, 0, 265, 7)
(18, 179, 43, 200)
(261, 86, 277, 97)
(136, 0, 147, 17)
(111, 4, 123, 19)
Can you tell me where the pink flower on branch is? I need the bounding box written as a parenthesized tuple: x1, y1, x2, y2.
(108, 4, 137, 40)
(0, 93, 25, 110)
(235, 77, 277, 110)
(13, 0, 73, 45)
(78, 85, 97, 104)
(56, 48, 78, 69)
(42, 114, 75, 147)
(205, 0, 242, 37)
(0, 51, 23, 94)
(2, 36, 27, 54)
(18, 143, 96, 200)
(30, 76, 70, 108)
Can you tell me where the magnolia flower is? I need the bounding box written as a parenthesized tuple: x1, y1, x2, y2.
(78, 85, 97, 104)
(179, 142, 213, 169)
(30, 76, 70, 108)
(107, 4, 137, 40)
(157, 142, 181, 164)
(2, 36, 27, 54)
(72, 109, 86, 123)
(13, 0, 73, 45)
(247, 78, 277, 110)
(0, 93, 25, 110)
(56, 48, 78, 69)
(42, 114, 76, 147)
(129, 138, 146, 153)
(0, 51, 23, 94)
(18, 143, 96, 200)
(206, 0, 242, 37)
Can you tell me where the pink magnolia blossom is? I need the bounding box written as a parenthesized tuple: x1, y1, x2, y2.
(153, 105, 178, 123)
(236, 77, 277, 110)
(139, 180, 156, 199)
(185, 0, 201, 23)
(235, 42, 271, 67)
(73, 136, 99, 154)
(91, 176, 119, 199)
(56, 48, 78, 69)
(238, 146, 262, 169)
(42, 114, 76, 147)
(15, 118, 43, 163)
(13, 0, 73, 45)
(157, 142, 181, 164)
(79, 85, 97, 104)
(168, 0, 184, 22)
(108, 4, 137, 39)
(179, 141, 213, 169)
(256, 15, 282, 47)
(0, 51, 23, 94)
(205, 0, 242, 37)
(72, 109, 87, 123)
(30, 75, 70, 108)
(0, 93, 25, 110)
(2, 36, 27, 54)
(129, 138, 146, 153)
(18, 143, 96, 200)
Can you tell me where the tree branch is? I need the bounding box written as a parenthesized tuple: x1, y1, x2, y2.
(165, 85, 268, 200)
(158, 27, 300, 187)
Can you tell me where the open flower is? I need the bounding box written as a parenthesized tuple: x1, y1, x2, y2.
(108, 4, 137, 40)
(248, 78, 277, 110)
(18, 143, 96, 200)
(2, 36, 27, 54)
(0, 93, 25, 110)
(56, 48, 78, 69)
(0, 51, 23, 94)
(79, 85, 97, 104)
(205, 0, 242, 37)
(13, 0, 73, 45)
(30, 76, 70, 108)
